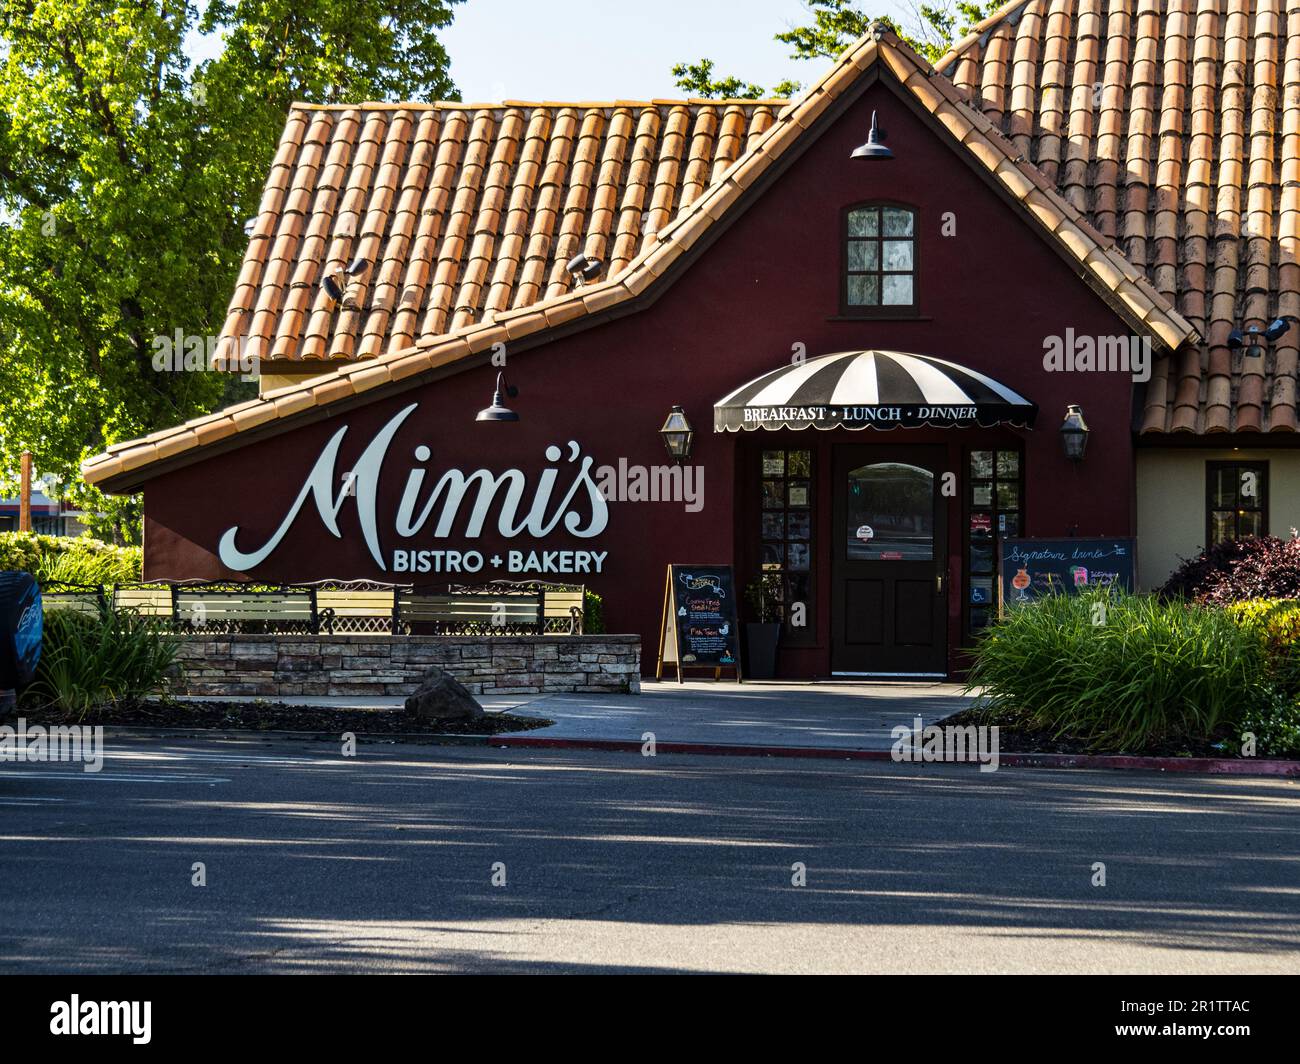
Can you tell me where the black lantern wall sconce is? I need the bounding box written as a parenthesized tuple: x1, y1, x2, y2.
(1059, 404, 1089, 462)
(659, 405, 694, 463)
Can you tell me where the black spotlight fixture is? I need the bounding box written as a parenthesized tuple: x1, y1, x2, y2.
(346, 256, 371, 276)
(476, 371, 519, 422)
(322, 273, 343, 301)
(1227, 321, 1268, 359)
(850, 111, 893, 161)
(1226, 314, 1298, 358)
(659, 404, 694, 463)
(1265, 315, 1299, 341)
(1059, 404, 1089, 462)
(566, 253, 603, 284)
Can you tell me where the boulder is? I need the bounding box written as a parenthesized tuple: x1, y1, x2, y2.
(404, 667, 484, 722)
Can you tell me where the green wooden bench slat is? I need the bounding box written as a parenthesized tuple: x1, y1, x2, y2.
(113, 587, 172, 615)
(317, 590, 395, 614)
(41, 594, 102, 615)
(174, 591, 317, 626)
(394, 583, 583, 634)
(543, 592, 584, 615)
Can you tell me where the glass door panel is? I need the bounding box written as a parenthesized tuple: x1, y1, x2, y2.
(844, 462, 934, 561)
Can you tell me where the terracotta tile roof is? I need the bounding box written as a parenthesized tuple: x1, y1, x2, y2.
(937, 0, 1299, 433)
(216, 99, 782, 366)
(85, 25, 1195, 490)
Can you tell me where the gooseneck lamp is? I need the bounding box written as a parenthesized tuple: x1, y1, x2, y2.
(476, 372, 520, 422)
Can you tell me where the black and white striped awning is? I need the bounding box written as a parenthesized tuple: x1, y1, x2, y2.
(713, 350, 1037, 432)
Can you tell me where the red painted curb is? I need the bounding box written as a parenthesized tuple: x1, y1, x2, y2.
(490, 735, 1300, 777)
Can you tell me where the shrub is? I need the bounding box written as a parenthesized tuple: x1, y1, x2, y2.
(1159, 534, 1300, 605)
(1224, 599, 1300, 691)
(966, 588, 1265, 750)
(1225, 597, 1300, 638)
(0, 532, 142, 586)
(744, 574, 783, 623)
(21, 606, 182, 719)
(1240, 690, 1300, 757)
(584, 589, 605, 634)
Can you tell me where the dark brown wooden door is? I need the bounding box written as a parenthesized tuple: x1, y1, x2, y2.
(831, 445, 947, 675)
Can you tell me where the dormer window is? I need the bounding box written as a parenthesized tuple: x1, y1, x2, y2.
(844, 204, 917, 315)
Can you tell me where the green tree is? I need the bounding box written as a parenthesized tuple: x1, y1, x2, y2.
(671, 58, 800, 100)
(0, 0, 461, 541)
(672, 0, 1002, 99)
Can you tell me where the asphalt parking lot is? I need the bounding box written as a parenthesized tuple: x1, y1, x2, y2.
(2, 734, 1297, 974)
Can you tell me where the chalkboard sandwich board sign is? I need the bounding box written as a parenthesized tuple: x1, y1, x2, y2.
(656, 564, 742, 683)
(1000, 537, 1136, 608)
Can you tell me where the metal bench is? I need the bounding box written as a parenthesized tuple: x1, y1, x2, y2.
(171, 586, 330, 635)
(316, 585, 397, 634)
(542, 586, 586, 635)
(394, 581, 585, 636)
(39, 582, 107, 615)
(36, 580, 582, 637)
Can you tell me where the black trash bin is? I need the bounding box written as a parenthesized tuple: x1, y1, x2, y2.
(0, 571, 43, 710)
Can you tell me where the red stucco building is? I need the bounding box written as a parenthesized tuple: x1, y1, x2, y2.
(85, 10, 1298, 679)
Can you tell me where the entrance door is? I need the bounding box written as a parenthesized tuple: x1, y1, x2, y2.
(831, 446, 947, 675)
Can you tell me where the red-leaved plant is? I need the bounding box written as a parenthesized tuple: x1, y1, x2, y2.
(1159, 532, 1300, 605)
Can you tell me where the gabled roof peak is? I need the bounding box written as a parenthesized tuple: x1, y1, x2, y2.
(84, 24, 1194, 490)
(935, 0, 1300, 433)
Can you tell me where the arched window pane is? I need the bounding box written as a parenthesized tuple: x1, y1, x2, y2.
(882, 208, 914, 236)
(845, 462, 934, 561)
(847, 208, 878, 236)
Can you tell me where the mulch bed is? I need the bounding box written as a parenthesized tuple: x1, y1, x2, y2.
(938, 707, 1284, 759)
(1, 699, 553, 738)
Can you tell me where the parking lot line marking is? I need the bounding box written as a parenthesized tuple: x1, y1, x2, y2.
(0, 796, 68, 804)
(1, 771, 231, 784)
(105, 750, 344, 767)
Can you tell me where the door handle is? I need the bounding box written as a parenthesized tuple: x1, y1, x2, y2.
(936, 571, 945, 596)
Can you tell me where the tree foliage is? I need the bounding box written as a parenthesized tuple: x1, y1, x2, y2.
(672, 0, 1003, 99)
(0, 0, 461, 537)
(671, 58, 800, 101)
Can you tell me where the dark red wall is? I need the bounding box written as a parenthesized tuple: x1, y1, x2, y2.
(144, 76, 1140, 676)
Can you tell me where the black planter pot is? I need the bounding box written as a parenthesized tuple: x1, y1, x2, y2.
(744, 622, 782, 680)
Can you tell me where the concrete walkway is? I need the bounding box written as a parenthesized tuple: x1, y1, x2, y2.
(179, 681, 976, 751)
(508, 681, 975, 750)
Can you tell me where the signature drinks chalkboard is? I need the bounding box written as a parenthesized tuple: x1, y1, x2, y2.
(656, 564, 742, 683)
(1000, 537, 1136, 607)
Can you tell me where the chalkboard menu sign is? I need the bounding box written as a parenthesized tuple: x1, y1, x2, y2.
(1000, 537, 1136, 607)
(656, 564, 742, 683)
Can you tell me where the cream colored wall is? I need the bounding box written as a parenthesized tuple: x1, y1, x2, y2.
(1136, 448, 1300, 589)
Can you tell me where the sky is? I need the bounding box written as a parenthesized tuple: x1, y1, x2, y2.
(442, 0, 824, 102)
(186, 1, 917, 102)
